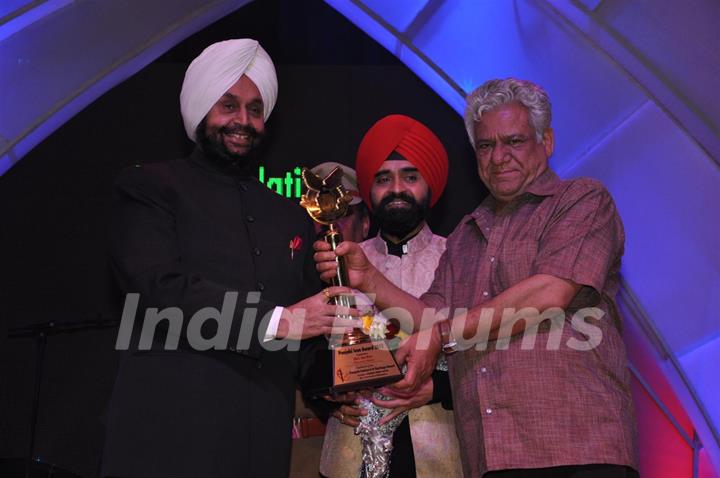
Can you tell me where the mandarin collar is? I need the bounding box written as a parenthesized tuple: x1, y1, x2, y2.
(187, 147, 257, 182)
(369, 222, 434, 256)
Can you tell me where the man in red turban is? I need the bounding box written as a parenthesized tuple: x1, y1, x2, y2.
(355, 114, 449, 212)
(319, 115, 462, 478)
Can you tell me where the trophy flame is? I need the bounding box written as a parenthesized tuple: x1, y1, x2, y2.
(300, 167, 354, 225)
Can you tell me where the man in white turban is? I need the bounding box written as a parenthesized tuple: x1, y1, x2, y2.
(180, 38, 278, 168)
(181, 39, 277, 140)
(100, 39, 357, 478)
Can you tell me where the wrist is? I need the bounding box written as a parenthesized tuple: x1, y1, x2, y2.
(362, 265, 381, 294)
(435, 319, 458, 354)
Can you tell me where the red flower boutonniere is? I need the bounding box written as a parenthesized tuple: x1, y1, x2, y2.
(289, 235, 303, 260)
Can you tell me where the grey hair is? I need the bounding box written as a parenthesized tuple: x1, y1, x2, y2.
(464, 78, 552, 149)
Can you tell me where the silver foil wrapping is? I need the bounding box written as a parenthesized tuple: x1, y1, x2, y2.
(355, 354, 448, 478)
(356, 394, 407, 478)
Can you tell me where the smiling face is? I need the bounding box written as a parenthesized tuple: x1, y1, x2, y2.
(370, 159, 430, 210)
(473, 102, 554, 204)
(370, 157, 431, 241)
(201, 75, 265, 161)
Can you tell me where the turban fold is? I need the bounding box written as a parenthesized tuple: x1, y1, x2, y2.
(180, 38, 278, 142)
(355, 115, 448, 209)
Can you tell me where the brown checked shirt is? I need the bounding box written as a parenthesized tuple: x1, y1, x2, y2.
(421, 168, 638, 477)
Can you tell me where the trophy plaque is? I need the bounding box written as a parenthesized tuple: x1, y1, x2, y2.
(300, 166, 403, 395)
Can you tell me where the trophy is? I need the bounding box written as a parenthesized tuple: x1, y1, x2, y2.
(300, 166, 403, 395)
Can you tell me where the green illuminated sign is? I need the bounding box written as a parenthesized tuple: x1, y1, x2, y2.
(258, 166, 303, 199)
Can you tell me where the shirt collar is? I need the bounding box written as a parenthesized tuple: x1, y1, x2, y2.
(468, 167, 563, 226)
(524, 167, 563, 197)
(369, 222, 434, 256)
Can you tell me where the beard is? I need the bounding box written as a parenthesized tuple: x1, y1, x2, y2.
(196, 118, 265, 175)
(373, 192, 430, 240)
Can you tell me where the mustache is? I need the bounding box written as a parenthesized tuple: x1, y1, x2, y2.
(377, 192, 418, 210)
(220, 123, 260, 138)
(373, 191, 428, 240)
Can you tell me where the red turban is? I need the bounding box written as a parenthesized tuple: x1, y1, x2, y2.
(355, 115, 448, 209)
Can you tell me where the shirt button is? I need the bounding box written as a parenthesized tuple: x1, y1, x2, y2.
(254, 248, 261, 256)
(485, 408, 493, 415)
(482, 291, 489, 297)
(246, 215, 255, 222)
(257, 282, 265, 291)
(490, 256, 495, 263)
(481, 367, 488, 373)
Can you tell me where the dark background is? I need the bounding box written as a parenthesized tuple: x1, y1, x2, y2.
(0, 0, 484, 476)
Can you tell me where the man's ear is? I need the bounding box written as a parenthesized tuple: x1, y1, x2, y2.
(542, 128, 554, 158)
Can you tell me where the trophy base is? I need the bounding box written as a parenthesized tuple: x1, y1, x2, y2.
(331, 340, 403, 394)
(303, 339, 403, 396)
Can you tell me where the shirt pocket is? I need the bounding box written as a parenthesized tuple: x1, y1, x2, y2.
(497, 238, 538, 289)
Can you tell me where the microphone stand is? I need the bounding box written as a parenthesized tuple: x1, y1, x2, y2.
(7, 317, 119, 478)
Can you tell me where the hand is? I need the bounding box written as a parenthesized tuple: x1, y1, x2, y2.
(390, 326, 442, 394)
(373, 377, 433, 425)
(276, 286, 361, 340)
(327, 394, 368, 428)
(313, 240, 377, 292)
(322, 391, 361, 404)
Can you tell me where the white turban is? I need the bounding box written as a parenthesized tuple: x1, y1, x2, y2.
(179, 38, 278, 142)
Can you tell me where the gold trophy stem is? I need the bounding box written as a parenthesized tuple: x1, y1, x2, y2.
(325, 224, 348, 288)
(324, 224, 364, 346)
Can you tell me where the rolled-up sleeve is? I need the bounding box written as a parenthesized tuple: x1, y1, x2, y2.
(531, 180, 624, 299)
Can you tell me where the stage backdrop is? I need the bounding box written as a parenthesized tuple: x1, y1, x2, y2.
(0, 3, 477, 475)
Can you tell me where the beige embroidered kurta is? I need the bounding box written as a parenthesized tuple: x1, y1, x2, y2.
(319, 224, 463, 477)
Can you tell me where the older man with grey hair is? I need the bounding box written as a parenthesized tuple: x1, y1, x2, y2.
(315, 78, 638, 477)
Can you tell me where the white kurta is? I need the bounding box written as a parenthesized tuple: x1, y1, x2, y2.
(319, 224, 464, 477)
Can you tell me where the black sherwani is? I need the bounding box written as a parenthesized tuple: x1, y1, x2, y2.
(100, 149, 321, 478)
